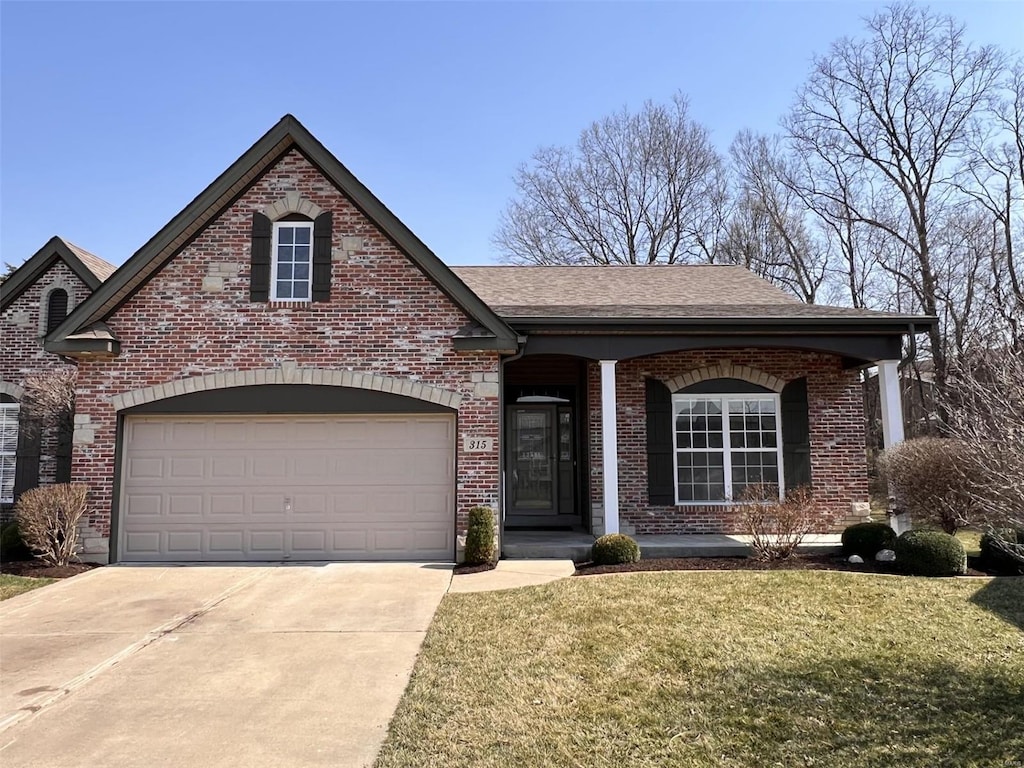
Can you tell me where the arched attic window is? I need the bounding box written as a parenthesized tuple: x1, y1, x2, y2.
(46, 289, 69, 333)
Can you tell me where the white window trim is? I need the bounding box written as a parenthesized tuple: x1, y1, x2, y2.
(270, 221, 314, 302)
(670, 393, 784, 505)
(0, 402, 20, 504)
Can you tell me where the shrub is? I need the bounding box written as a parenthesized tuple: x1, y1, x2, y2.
(740, 484, 816, 561)
(979, 528, 1024, 576)
(842, 521, 897, 559)
(463, 506, 496, 565)
(592, 534, 641, 565)
(1, 520, 33, 561)
(881, 438, 980, 534)
(895, 530, 967, 576)
(14, 483, 89, 567)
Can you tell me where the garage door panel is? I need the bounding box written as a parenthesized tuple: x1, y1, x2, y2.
(120, 413, 455, 562)
(209, 531, 245, 555)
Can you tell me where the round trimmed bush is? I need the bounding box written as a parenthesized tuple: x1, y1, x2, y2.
(895, 530, 967, 576)
(0, 521, 32, 561)
(592, 534, 641, 565)
(842, 522, 897, 559)
(980, 529, 1024, 576)
(463, 506, 496, 566)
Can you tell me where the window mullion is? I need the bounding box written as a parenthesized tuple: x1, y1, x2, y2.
(722, 397, 732, 501)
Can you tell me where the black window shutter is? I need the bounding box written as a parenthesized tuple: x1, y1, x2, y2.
(646, 378, 675, 505)
(250, 212, 272, 302)
(13, 415, 42, 500)
(55, 416, 73, 483)
(311, 211, 333, 302)
(781, 377, 812, 491)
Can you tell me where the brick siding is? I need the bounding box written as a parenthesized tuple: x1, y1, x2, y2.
(72, 149, 501, 558)
(587, 350, 869, 534)
(1, 260, 88, 513)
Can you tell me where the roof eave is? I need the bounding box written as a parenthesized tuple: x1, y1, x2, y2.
(505, 315, 938, 335)
(44, 337, 120, 358)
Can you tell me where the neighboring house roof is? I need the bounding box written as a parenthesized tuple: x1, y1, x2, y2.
(0, 236, 116, 311)
(453, 265, 935, 330)
(47, 115, 518, 356)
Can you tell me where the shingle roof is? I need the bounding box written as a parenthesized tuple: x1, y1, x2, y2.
(451, 265, 925, 323)
(61, 240, 117, 282)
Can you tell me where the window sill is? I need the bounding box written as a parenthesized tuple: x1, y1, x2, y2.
(265, 300, 313, 310)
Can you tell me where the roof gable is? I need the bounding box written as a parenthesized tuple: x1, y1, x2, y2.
(1, 236, 114, 312)
(48, 115, 517, 352)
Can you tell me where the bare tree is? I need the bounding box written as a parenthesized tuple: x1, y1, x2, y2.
(785, 2, 1005, 390)
(727, 131, 829, 303)
(21, 369, 76, 427)
(494, 93, 728, 265)
(957, 59, 1024, 348)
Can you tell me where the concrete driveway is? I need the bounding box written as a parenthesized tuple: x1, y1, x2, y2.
(0, 563, 453, 767)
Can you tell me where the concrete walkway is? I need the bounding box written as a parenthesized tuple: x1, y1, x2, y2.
(0, 563, 452, 768)
(502, 530, 843, 560)
(448, 559, 575, 593)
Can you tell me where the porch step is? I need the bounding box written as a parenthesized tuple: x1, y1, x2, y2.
(502, 532, 842, 562)
(502, 532, 595, 561)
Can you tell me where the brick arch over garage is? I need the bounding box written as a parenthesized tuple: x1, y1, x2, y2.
(107, 368, 465, 411)
(663, 361, 785, 394)
(0, 381, 25, 400)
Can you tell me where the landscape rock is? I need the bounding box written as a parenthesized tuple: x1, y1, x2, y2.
(876, 549, 896, 562)
(848, 554, 864, 564)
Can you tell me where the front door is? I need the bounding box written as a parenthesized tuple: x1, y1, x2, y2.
(506, 404, 576, 526)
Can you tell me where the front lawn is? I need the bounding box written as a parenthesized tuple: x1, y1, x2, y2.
(0, 574, 55, 601)
(377, 572, 1024, 768)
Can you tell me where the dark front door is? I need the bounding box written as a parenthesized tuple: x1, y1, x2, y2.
(506, 404, 577, 526)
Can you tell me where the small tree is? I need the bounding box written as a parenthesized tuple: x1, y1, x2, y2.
(14, 483, 89, 566)
(739, 485, 816, 561)
(880, 438, 980, 534)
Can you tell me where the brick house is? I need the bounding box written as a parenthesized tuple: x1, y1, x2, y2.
(0, 238, 115, 514)
(32, 115, 931, 563)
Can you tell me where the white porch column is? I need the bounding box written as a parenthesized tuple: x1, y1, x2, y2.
(877, 360, 905, 449)
(600, 359, 620, 535)
(878, 359, 906, 533)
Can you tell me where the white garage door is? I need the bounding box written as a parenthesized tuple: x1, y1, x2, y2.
(119, 414, 455, 562)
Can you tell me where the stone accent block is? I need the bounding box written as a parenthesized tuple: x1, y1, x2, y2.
(473, 382, 500, 398)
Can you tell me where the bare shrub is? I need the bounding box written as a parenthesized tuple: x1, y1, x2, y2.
(740, 485, 816, 561)
(880, 438, 980, 534)
(942, 351, 1024, 566)
(14, 483, 89, 566)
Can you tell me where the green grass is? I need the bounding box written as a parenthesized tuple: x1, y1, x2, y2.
(0, 574, 55, 601)
(377, 572, 1024, 768)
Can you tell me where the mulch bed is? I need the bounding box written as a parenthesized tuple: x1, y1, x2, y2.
(0, 559, 100, 579)
(575, 553, 995, 577)
(453, 561, 498, 575)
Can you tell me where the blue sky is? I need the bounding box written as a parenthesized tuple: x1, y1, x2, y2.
(2, 1, 1021, 269)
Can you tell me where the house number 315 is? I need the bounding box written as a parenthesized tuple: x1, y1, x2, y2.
(463, 437, 493, 452)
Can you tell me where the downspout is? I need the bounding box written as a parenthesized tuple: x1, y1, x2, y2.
(497, 336, 528, 558)
(898, 323, 917, 371)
